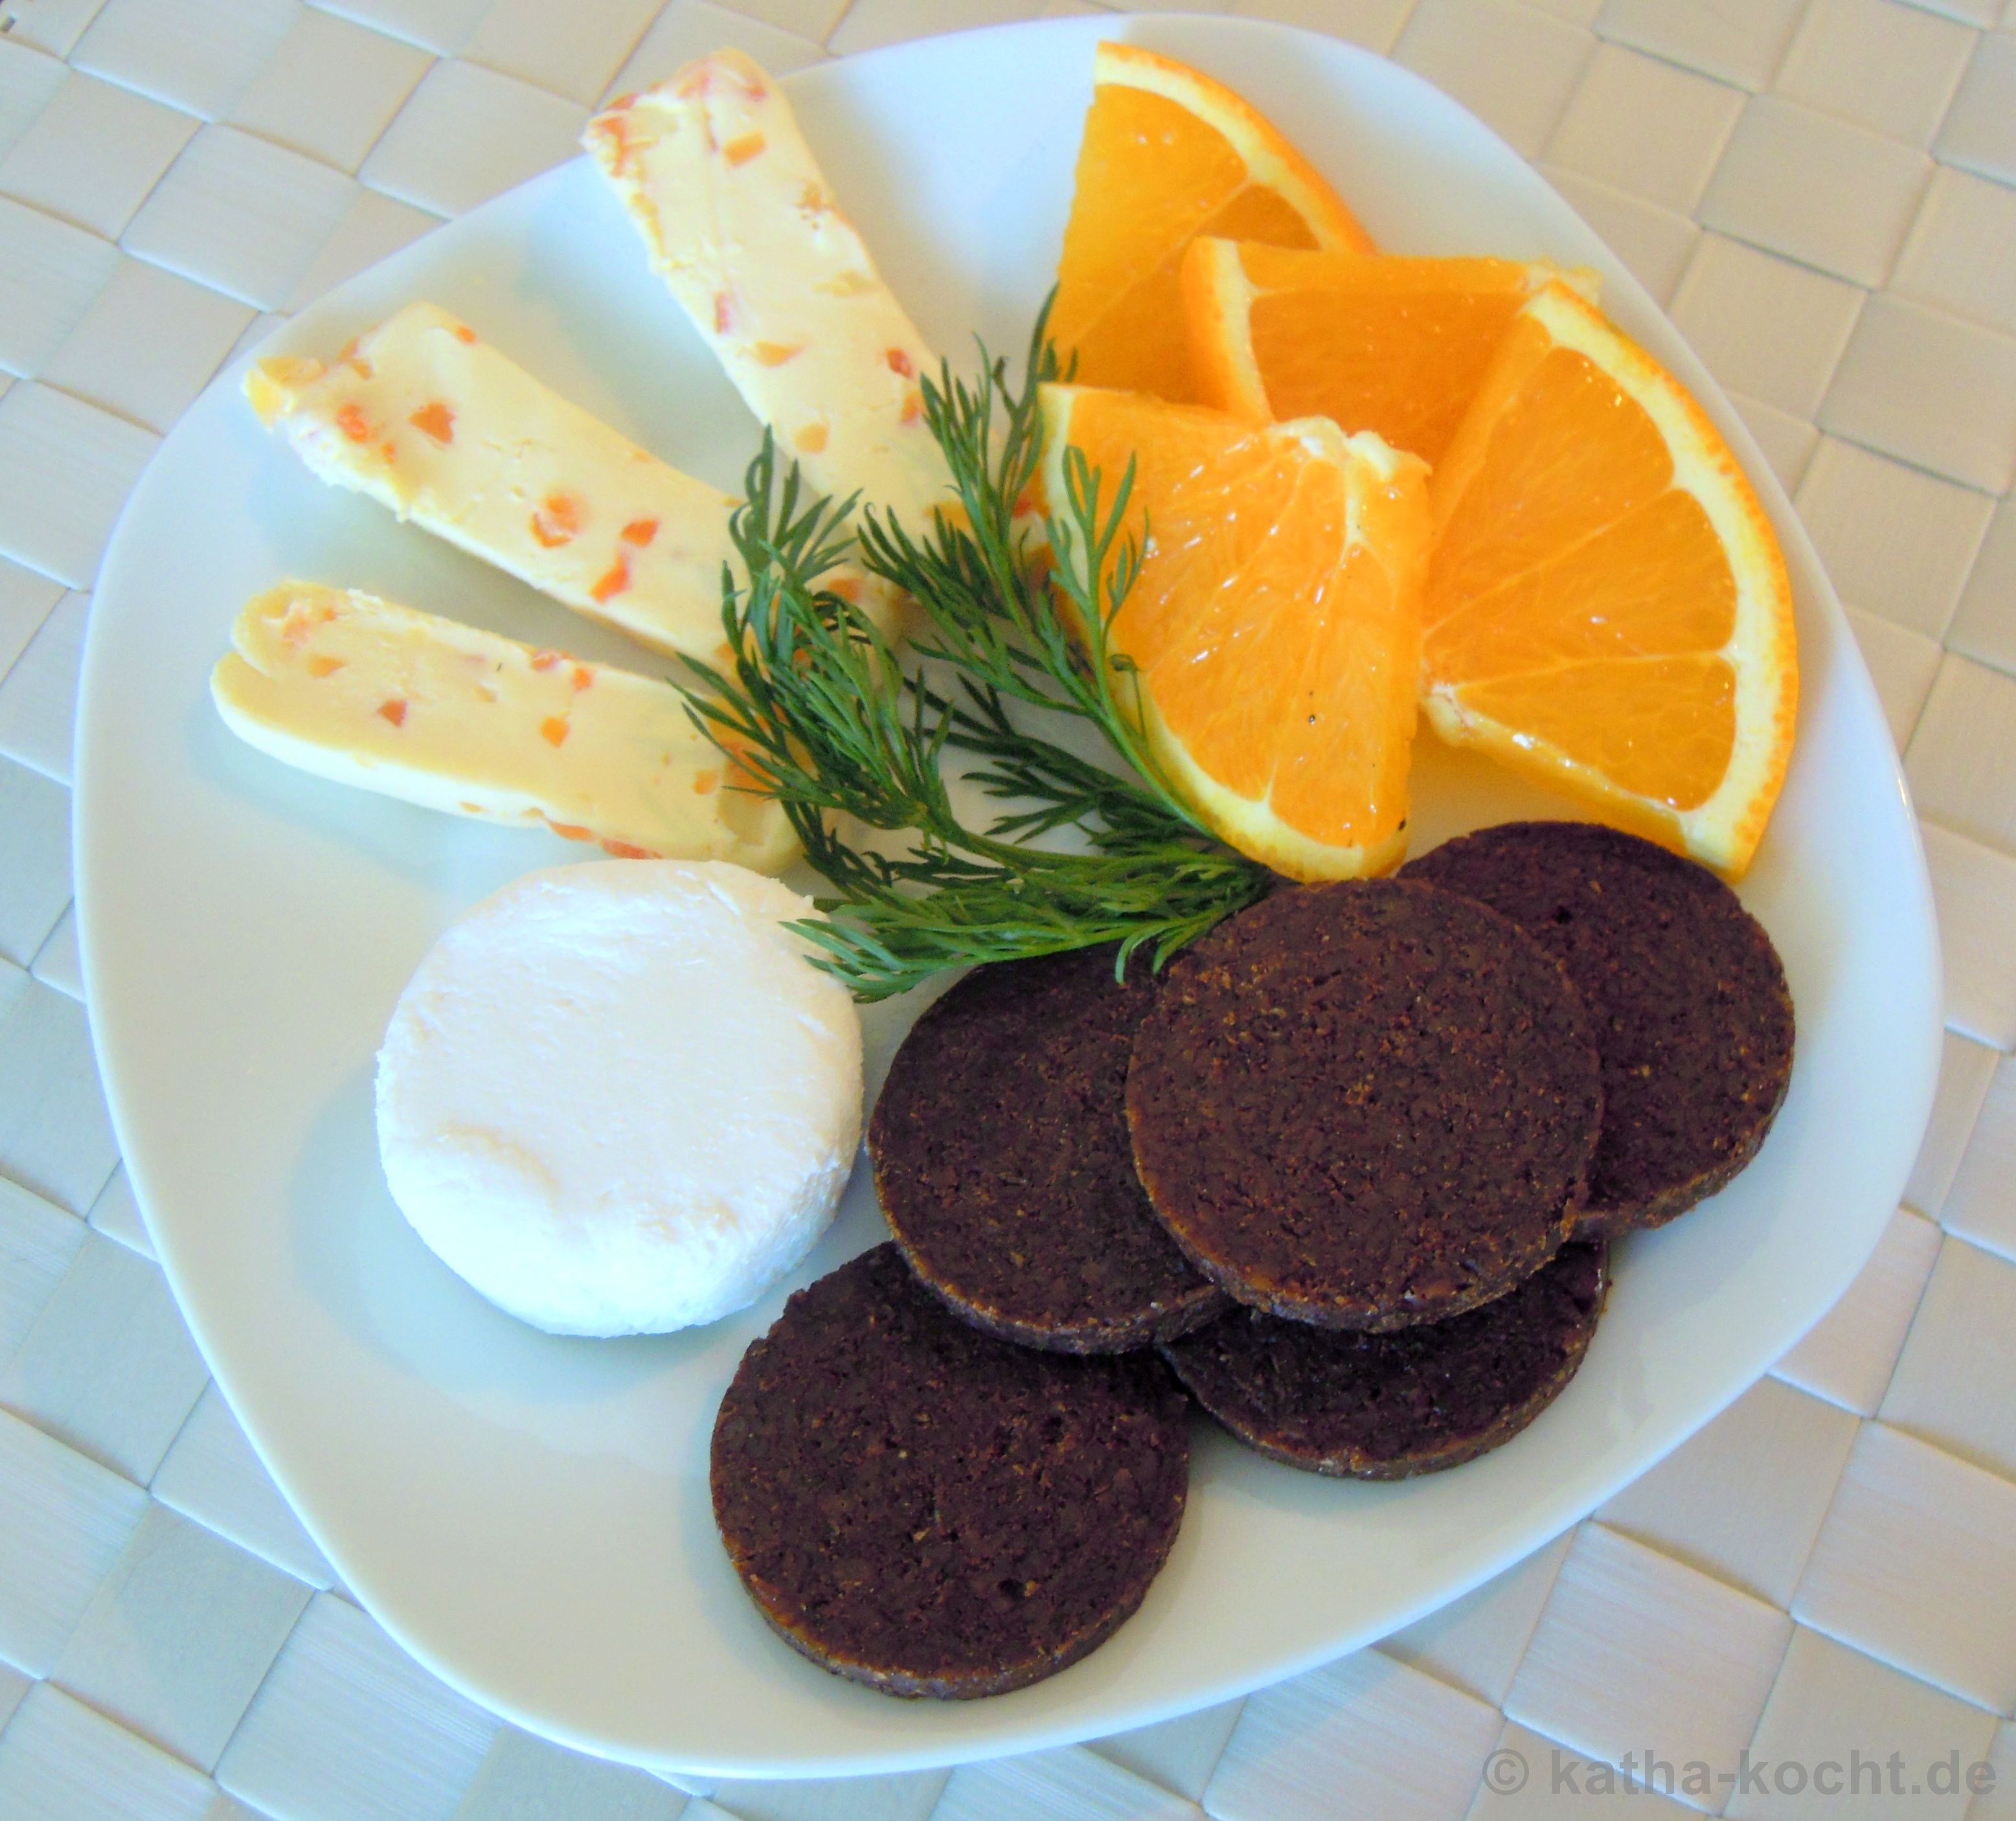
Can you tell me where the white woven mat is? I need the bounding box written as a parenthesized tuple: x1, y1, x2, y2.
(1, 0, 2013, 1815)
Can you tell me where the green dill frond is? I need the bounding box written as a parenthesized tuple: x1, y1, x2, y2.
(676, 304, 1273, 1001)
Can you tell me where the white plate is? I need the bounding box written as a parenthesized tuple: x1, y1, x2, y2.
(75, 13, 1940, 1781)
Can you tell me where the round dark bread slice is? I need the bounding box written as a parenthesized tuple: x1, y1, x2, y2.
(870, 946, 1229, 1353)
(1125, 878, 1602, 1331)
(1403, 821, 1795, 1239)
(1161, 1240, 1608, 1478)
(710, 1244, 1190, 1700)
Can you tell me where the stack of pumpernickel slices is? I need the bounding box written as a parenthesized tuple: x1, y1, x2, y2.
(711, 821, 1795, 1699)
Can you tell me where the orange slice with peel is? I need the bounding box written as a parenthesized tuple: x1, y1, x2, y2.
(1050, 42, 1374, 403)
(1183, 240, 1595, 464)
(1421, 281, 1797, 877)
(1039, 383, 1430, 880)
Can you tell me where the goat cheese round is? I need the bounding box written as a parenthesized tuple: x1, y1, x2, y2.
(376, 859, 863, 1337)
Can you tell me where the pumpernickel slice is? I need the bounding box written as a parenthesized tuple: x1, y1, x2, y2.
(710, 1244, 1190, 1700)
(1403, 821, 1795, 1239)
(870, 947, 1228, 1353)
(1126, 879, 1602, 1331)
(1162, 1241, 1608, 1478)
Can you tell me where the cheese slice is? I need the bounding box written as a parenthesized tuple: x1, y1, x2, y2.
(246, 302, 894, 655)
(212, 581, 797, 872)
(586, 52, 949, 538)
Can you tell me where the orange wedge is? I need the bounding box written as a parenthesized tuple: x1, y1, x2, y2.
(1039, 383, 1430, 880)
(1183, 241, 1595, 464)
(1050, 42, 1374, 403)
(1422, 282, 1797, 877)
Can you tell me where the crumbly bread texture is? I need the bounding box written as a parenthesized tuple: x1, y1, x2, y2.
(1126, 879, 1602, 1331)
(1404, 821, 1794, 1238)
(1163, 1241, 1608, 1478)
(870, 947, 1227, 1353)
(710, 1245, 1190, 1699)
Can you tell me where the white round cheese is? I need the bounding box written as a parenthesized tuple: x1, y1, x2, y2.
(375, 859, 862, 1337)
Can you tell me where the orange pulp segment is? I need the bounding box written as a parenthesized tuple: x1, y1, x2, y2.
(1039, 383, 1430, 879)
(1183, 240, 1596, 464)
(1421, 282, 1797, 877)
(1050, 41, 1374, 404)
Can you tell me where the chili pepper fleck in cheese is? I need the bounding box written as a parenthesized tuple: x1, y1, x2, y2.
(210, 581, 798, 872)
(585, 52, 949, 541)
(245, 302, 897, 653)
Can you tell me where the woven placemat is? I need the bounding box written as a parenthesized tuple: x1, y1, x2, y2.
(0, 1, 2012, 1814)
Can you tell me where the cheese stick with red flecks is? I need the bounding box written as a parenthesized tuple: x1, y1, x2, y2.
(585, 52, 949, 538)
(246, 302, 896, 655)
(212, 582, 798, 872)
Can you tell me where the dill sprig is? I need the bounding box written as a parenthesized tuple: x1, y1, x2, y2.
(677, 312, 1273, 1001)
